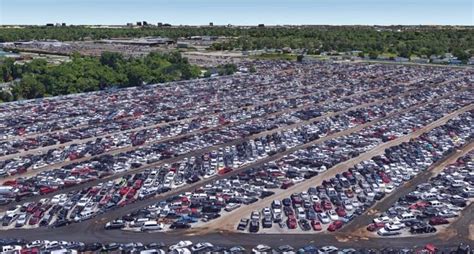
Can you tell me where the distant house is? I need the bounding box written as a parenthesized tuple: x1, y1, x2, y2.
(448, 58, 462, 65)
(394, 57, 409, 62)
(177, 42, 189, 48)
(468, 57, 474, 65)
(410, 58, 429, 64)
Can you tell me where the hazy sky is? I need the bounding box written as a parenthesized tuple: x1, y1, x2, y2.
(1, 0, 473, 25)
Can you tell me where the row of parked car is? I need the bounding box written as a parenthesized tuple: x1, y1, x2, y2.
(0, 238, 471, 254)
(236, 102, 473, 234)
(1, 62, 449, 180)
(0, 61, 466, 171)
(2, 74, 462, 208)
(102, 90, 473, 233)
(4, 61, 456, 140)
(368, 149, 473, 237)
(0, 61, 408, 155)
(1, 92, 428, 229)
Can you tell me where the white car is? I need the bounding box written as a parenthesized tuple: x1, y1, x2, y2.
(384, 185, 395, 193)
(5, 205, 21, 217)
(15, 213, 28, 227)
(343, 200, 353, 211)
(141, 221, 164, 231)
(169, 241, 193, 251)
(191, 242, 214, 252)
(318, 246, 339, 254)
(262, 207, 272, 219)
(26, 240, 49, 249)
(327, 210, 339, 221)
(385, 222, 404, 231)
(373, 216, 391, 224)
(318, 212, 331, 224)
(252, 244, 272, 254)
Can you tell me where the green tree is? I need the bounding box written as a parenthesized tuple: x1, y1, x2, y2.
(100, 51, 124, 69)
(16, 74, 46, 99)
(368, 51, 378, 59)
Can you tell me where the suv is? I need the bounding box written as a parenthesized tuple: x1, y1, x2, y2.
(104, 220, 125, 230)
(249, 220, 260, 233)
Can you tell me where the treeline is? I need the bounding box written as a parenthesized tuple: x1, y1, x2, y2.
(0, 51, 200, 102)
(0, 26, 472, 59)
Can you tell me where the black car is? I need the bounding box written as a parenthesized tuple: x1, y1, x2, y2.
(262, 218, 273, 228)
(51, 219, 69, 228)
(186, 175, 200, 184)
(169, 222, 191, 229)
(282, 198, 292, 207)
(237, 218, 249, 231)
(298, 219, 311, 231)
(102, 243, 120, 252)
(249, 220, 260, 233)
(202, 213, 221, 222)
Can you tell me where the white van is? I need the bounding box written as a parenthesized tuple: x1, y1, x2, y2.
(464, 187, 474, 197)
(2, 245, 22, 253)
(74, 210, 95, 222)
(398, 212, 416, 222)
(429, 200, 443, 208)
(141, 221, 164, 231)
(421, 193, 436, 201)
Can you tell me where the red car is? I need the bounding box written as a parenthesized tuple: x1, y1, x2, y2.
(21, 247, 40, 254)
(119, 187, 130, 196)
(218, 167, 233, 175)
(287, 216, 297, 229)
(133, 179, 143, 189)
(327, 220, 344, 232)
(3, 180, 17, 186)
(366, 222, 385, 232)
(321, 200, 332, 210)
(39, 186, 57, 195)
(311, 220, 322, 231)
(429, 217, 449, 225)
(313, 202, 323, 213)
(33, 210, 44, 219)
(281, 180, 294, 189)
(345, 189, 354, 198)
(126, 188, 136, 199)
(26, 203, 38, 214)
(335, 206, 346, 217)
(99, 195, 111, 206)
(28, 216, 40, 225)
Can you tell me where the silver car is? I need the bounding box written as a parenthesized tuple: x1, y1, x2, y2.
(15, 213, 28, 228)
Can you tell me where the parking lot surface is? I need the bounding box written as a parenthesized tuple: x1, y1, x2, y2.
(0, 61, 473, 250)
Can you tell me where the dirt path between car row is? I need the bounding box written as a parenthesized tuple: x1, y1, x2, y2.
(190, 103, 474, 234)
